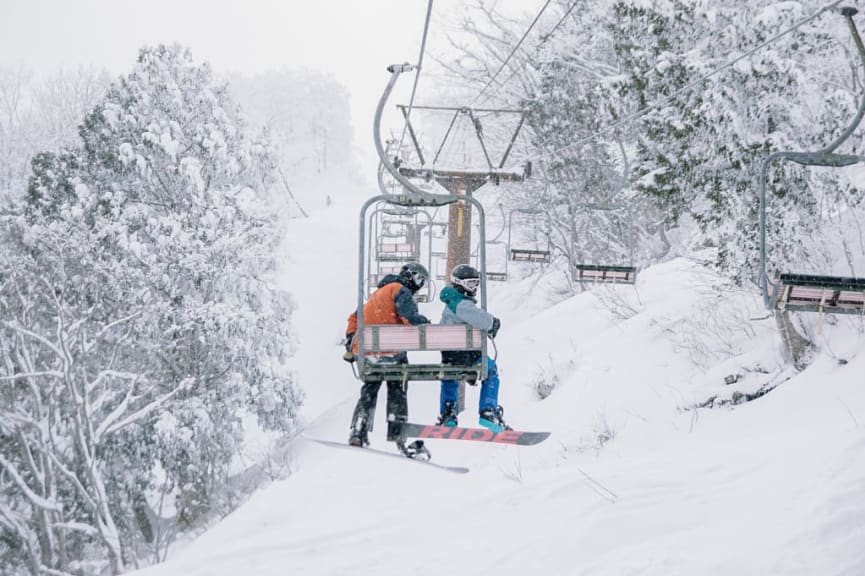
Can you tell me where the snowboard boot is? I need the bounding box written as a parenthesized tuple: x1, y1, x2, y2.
(396, 439, 431, 461)
(386, 410, 408, 442)
(348, 413, 370, 447)
(386, 420, 405, 442)
(348, 428, 369, 446)
(479, 405, 513, 433)
(436, 401, 459, 427)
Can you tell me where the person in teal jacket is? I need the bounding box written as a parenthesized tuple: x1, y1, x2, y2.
(437, 264, 511, 432)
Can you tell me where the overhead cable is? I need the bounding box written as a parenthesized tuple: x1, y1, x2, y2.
(476, 0, 580, 106)
(470, 0, 554, 106)
(533, 0, 846, 164)
(398, 0, 435, 154)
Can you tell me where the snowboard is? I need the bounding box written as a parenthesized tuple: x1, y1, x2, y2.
(398, 423, 550, 446)
(306, 436, 470, 474)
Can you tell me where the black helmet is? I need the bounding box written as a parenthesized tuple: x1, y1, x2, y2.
(451, 264, 480, 296)
(399, 262, 429, 292)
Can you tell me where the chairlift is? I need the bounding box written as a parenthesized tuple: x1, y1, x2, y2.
(507, 208, 552, 263)
(352, 61, 494, 383)
(570, 202, 637, 286)
(366, 203, 434, 303)
(485, 240, 509, 281)
(757, 7, 865, 315)
(358, 191, 491, 382)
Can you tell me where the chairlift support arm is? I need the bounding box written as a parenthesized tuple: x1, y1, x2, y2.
(394, 103, 528, 171)
(398, 105, 426, 166)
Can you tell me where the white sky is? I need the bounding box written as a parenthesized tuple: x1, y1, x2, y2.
(0, 0, 470, 181)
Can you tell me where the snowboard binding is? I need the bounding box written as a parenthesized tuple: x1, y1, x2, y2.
(396, 439, 431, 461)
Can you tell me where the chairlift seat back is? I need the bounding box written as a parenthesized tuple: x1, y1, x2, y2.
(510, 248, 551, 263)
(377, 242, 419, 261)
(774, 273, 865, 314)
(358, 324, 487, 381)
(573, 264, 637, 285)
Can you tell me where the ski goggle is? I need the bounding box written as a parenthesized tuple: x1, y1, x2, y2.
(455, 277, 480, 292)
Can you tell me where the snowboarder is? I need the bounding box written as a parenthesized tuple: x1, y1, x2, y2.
(343, 262, 430, 453)
(436, 264, 512, 432)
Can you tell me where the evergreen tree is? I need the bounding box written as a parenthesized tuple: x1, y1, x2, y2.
(521, 0, 865, 284)
(1, 44, 301, 574)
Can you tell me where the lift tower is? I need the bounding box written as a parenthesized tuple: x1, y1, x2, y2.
(395, 104, 530, 276)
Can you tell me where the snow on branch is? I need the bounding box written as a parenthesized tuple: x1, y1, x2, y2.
(95, 377, 190, 441)
(0, 453, 62, 512)
(2, 321, 63, 357)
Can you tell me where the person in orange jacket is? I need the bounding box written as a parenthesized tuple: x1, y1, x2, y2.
(343, 262, 430, 450)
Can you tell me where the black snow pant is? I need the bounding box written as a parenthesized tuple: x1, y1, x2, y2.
(350, 379, 408, 443)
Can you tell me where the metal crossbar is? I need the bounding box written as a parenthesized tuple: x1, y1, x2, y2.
(574, 264, 637, 285)
(378, 242, 416, 253)
(774, 273, 865, 314)
(358, 325, 487, 381)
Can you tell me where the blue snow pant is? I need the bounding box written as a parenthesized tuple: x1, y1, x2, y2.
(439, 357, 499, 415)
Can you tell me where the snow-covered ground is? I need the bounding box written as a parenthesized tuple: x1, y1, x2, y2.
(135, 182, 865, 576)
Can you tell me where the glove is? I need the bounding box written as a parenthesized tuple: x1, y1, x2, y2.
(342, 333, 356, 363)
(488, 317, 501, 339)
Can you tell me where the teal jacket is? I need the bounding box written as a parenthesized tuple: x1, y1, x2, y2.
(439, 286, 495, 331)
(439, 286, 494, 365)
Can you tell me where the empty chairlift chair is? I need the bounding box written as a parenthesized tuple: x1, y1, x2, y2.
(573, 263, 637, 284)
(773, 274, 865, 314)
(507, 208, 552, 263)
(367, 204, 434, 303)
(756, 7, 865, 316)
(485, 240, 509, 282)
(570, 201, 638, 286)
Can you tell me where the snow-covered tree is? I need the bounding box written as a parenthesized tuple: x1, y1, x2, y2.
(1, 44, 301, 575)
(455, 0, 865, 285)
(0, 66, 109, 207)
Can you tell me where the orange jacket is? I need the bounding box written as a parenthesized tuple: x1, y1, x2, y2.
(346, 278, 429, 354)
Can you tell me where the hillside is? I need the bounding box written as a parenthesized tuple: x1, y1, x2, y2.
(133, 188, 865, 576)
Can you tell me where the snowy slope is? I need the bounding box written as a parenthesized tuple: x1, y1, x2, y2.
(134, 185, 865, 576)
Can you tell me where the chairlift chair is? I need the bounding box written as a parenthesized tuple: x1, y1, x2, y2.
(485, 240, 509, 281)
(773, 274, 865, 314)
(570, 201, 637, 286)
(356, 61, 497, 382)
(757, 6, 865, 315)
(357, 192, 492, 382)
(573, 264, 637, 284)
(366, 203, 434, 303)
(507, 208, 552, 263)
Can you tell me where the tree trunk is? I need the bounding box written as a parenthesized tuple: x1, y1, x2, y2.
(774, 310, 812, 371)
